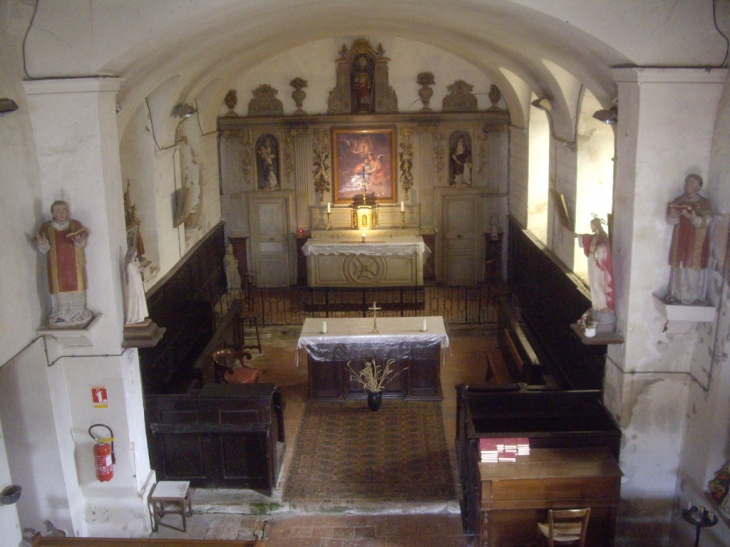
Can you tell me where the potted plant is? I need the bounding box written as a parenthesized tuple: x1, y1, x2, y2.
(578, 309, 598, 338)
(346, 358, 408, 411)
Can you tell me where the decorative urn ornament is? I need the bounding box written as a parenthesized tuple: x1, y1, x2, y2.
(417, 72, 435, 111)
(290, 77, 308, 115)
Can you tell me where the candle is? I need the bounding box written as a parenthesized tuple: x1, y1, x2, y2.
(321, 321, 327, 334)
(400, 201, 405, 212)
(327, 202, 331, 213)
(362, 233, 366, 243)
(421, 318, 427, 332)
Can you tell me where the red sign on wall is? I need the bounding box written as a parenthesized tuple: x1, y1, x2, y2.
(91, 386, 108, 408)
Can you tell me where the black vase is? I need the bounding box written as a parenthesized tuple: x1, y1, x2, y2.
(367, 390, 382, 411)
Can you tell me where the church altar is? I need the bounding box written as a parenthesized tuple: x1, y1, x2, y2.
(297, 316, 449, 400)
(301, 231, 430, 287)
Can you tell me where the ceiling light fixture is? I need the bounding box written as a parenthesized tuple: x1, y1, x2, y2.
(593, 106, 618, 125)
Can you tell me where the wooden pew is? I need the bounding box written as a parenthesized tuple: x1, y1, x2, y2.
(456, 384, 621, 547)
(32, 537, 263, 546)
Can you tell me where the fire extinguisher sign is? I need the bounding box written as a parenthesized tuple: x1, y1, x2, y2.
(91, 386, 109, 408)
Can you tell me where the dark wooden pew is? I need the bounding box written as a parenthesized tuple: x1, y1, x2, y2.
(456, 384, 621, 547)
(32, 537, 263, 546)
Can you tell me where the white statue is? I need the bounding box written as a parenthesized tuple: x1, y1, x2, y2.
(124, 247, 148, 324)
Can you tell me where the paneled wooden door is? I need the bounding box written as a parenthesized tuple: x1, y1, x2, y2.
(248, 192, 293, 287)
(441, 191, 482, 285)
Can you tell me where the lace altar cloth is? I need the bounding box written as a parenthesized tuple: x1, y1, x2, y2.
(297, 316, 449, 365)
(302, 236, 430, 259)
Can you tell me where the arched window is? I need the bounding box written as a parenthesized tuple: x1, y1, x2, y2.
(527, 97, 551, 244)
(573, 90, 615, 283)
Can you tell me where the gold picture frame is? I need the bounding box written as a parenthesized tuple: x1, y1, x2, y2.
(332, 127, 396, 204)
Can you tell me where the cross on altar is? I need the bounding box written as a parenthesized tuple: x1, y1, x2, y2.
(368, 301, 382, 333)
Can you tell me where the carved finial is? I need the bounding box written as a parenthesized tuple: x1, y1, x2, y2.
(376, 43, 385, 57)
(339, 44, 348, 59)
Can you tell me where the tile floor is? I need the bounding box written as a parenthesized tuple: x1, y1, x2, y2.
(150, 324, 503, 546)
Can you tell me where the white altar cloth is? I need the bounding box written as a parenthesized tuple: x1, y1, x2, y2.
(297, 316, 448, 365)
(302, 236, 430, 259)
(302, 236, 430, 287)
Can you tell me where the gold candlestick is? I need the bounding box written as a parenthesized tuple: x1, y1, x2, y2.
(326, 211, 332, 230)
(399, 210, 406, 229)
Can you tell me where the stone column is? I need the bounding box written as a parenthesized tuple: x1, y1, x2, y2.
(606, 68, 726, 541)
(293, 128, 312, 230)
(24, 78, 153, 537)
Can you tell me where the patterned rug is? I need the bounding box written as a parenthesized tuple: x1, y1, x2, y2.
(283, 400, 456, 502)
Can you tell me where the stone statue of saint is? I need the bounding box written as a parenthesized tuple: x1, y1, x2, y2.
(35, 200, 93, 327)
(575, 217, 616, 333)
(666, 174, 713, 305)
(124, 247, 148, 324)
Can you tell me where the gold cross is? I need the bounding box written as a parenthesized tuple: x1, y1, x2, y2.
(369, 302, 381, 333)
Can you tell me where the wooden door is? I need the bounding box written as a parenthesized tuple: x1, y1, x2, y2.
(249, 193, 292, 287)
(442, 192, 481, 285)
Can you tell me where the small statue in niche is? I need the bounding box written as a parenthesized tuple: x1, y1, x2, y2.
(256, 134, 280, 190)
(351, 55, 374, 113)
(35, 200, 94, 327)
(123, 247, 148, 325)
(665, 174, 713, 305)
(575, 216, 616, 334)
(224, 243, 241, 290)
(450, 133, 472, 185)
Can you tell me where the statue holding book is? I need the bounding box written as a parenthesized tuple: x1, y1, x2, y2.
(35, 200, 93, 327)
(666, 174, 713, 305)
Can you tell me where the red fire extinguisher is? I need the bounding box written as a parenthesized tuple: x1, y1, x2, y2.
(88, 424, 115, 482)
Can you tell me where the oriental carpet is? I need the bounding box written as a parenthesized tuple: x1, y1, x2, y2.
(282, 400, 456, 502)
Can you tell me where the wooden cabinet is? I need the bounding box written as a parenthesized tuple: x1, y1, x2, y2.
(478, 448, 621, 547)
(145, 383, 285, 496)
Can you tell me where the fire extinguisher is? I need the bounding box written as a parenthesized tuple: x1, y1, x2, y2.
(88, 424, 115, 482)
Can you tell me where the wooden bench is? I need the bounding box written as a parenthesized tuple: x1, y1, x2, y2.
(32, 538, 263, 546)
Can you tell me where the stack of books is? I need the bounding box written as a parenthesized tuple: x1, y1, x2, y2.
(479, 437, 530, 463)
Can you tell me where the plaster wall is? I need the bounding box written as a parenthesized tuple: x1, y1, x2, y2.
(670, 72, 730, 547)
(229, 36, 495, 117)
(120, 104, 162, 281)
(178, 122, 222, 252)
(0, 341, 72, 535)
(0, 416, 22, 547)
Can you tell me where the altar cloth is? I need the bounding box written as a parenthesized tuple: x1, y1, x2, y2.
(297, 316, 448, 365)
(302, 236, 430, 259)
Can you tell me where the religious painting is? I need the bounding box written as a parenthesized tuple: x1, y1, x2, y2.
(332, 127, 396, 204)
(449, 130, 472, 186)
(255, 133, 281, 190)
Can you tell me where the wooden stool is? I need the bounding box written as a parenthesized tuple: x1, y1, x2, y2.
(148, 480, 192, 532)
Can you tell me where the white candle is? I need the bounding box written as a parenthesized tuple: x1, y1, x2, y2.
(400, 201, 405, 212)
(362, 233, 366, 243)
(321, 321, 327, 334)
(327, 202, 331, 213)
(421, 318, 427, 332)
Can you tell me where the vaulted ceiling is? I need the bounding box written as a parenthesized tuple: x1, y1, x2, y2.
(23, 0, 728, 136)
